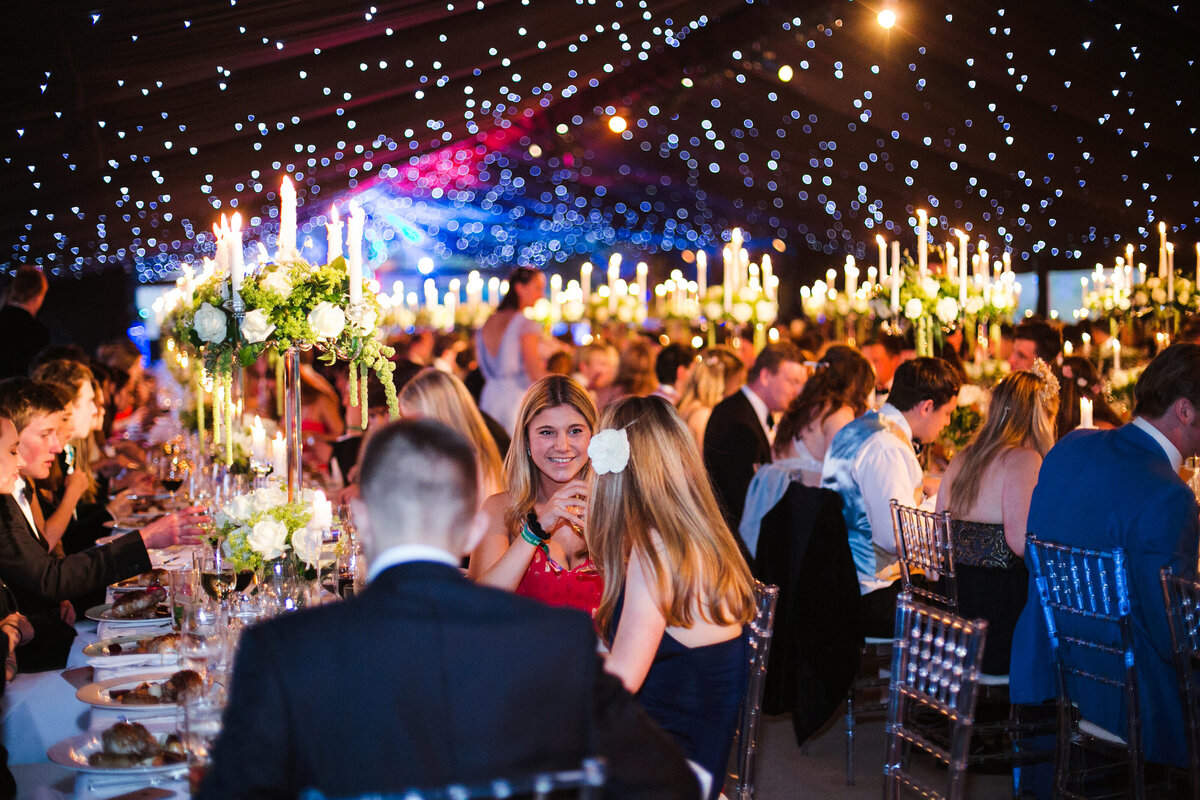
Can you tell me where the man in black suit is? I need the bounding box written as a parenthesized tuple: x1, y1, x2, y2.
(0, 267, 50, 380)
(0, 379, 202, 670)
(199, 419, 697, 800)
(703, 342, 807, 547)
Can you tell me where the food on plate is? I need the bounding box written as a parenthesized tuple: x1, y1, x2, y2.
(117, 568, 168, 588)
(108, 669, 203, 705)
(86, 722, 186, 768)
(110, 585, 168, 619)
(101, 633, 182, 657)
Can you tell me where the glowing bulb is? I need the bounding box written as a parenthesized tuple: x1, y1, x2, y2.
(607, 115, 627, 134)
(778, 65, 793, 82)
(878, 9, 896, 28)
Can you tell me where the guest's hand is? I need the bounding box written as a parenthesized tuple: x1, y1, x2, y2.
(64, 467, 91, 502)
(537, 480, 589, 535)
(2, 613, 32, 683)
(336, 483, 360, 507)
(140, 506, 209, 549)
(59, 600, 76, 626)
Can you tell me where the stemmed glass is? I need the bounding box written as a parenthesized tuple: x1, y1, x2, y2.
(179, 602, 225, 682)
(159, 452, 190, 506)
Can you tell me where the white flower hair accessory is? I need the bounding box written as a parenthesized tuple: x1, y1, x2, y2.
(588, 428, 630, 475)
(1030, 358, 1060, 407)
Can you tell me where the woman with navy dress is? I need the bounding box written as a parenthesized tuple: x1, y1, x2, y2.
(586, 396, 755, 798)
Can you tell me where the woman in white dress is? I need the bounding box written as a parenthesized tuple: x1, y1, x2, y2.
(476, 267, 548, 434)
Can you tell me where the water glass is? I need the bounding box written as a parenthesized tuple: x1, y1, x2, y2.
(180, 602, 225, 680)
(168, 566, 201, 629)
(178, 688, 225, 794)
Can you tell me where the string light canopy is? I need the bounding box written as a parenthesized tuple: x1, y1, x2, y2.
(2, 0, 1197, 285)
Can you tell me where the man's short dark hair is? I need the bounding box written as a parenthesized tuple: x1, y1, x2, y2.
(654, 343, 696, 386)
(1176, 315, 1200, 346)
(862, 332, 905, 358)
(747, 342, 804, 384)
(0, 377, 70, 432)
(886, 357, 962, 412)
(358, 419, 479, 538)
(1013, 319, 1062, 362)
(5, 267, 48, 306)
(1134, 343, 1200, 419)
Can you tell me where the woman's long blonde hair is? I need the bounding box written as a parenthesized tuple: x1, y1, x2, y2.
(399, 369, 504, 499)
(503, 375, 598, 539)
(947, 364, 1059, 518)
(676, 352, 726, 411)
(588, 396, 755, 638)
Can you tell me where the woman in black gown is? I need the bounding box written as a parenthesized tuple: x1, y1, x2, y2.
(935, 362, 1060, 675)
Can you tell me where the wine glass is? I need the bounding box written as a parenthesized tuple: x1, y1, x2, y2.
(159, 453, 189, 505)
(198, 552, 236, 603)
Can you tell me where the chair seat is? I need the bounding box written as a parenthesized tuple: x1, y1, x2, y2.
(1078, 719, 1127, 746)
(977, 672, 1009, 686)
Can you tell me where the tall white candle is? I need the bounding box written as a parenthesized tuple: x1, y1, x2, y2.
(958, 255, 967, 308)
(890, 240, 901, 314)
(1196, 242, 1200, 286)
(424, 278, 438, 309)
(1079, 397, 1094, 429)
(731, 229, 743, 293)
(916, 209, 928, 277)
(1126, 243, 1135, 271)
(761, 254, 773, 301)
(326, 205, 343, 261)
(347, 202, 365, 304)
(607, 254, 621, 313)
(877, 235, 887, 287)
(271, 432, 287, 477)
(279, 177, 297, 259)
(636, 262, 648, 320)
(488, 277, 500, 307)
(1159, 222, 1168, 279)
(580, 261, 592, 299)
(845, 256, 858, 299)
(1113, 340, 1121, 372)
(549, 274, 561, 323)
(250, 415, 266, 462)
(696, 251, 707, 298)
(977, 240, 989, 283)
(1167, 243, 1175, 302)
(229, 213, 244, 301)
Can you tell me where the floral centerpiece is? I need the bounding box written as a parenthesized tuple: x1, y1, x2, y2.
(215, 484, 330, 575)
(178, 254, 398, 445)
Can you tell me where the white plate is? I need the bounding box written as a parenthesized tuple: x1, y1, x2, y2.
(75, 670, 182, 710)
(84, 603, 172, 625)
(82, 635, 179, 667)
(47, 722, 187, 774)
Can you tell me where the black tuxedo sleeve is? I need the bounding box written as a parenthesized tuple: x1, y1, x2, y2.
(0, 500, 149, 603)
(703, 410, 762, 532)
(591, 660, 699, 800)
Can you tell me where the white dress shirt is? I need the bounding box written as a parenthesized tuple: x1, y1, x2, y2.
(367, 543, 460, 583)
(10, 477, 42, 543)
(741, 385, 773, 443)
(849, 404, 923, 592)
(1131, 416, 1184, 474)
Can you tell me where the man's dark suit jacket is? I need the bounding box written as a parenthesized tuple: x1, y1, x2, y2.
(0, 306, 49, 379)
(0, 495, 149, 670)
(198, 561, 698, 800)
(703, 389, 771, 546)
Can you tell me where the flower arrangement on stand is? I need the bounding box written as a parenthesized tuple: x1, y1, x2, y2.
(215, 484, 333, 580)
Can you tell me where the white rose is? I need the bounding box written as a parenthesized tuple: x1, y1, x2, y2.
(588, 428, 630, 475)
(922, 277, 940, 298)
(936, 296, 960, 325)
(240, 308, 275, 344)
(252, 485, 288, 513)
(1147, 276, 1161, 289)
(731, 302, 753, 324)
(291, 526, 323, 568)
(308, 301, 346, 340)
(964, 296, 985, 315)
(958, 384, 987, 408)
(616, 303, 634, 323)
(904, 298, 924, 320)
(259, 269, 293, 298)
(193, 302, 228, 344)
(704, 302, 724, 320)
(1152, 288, 1167, 305)
(355, 308, 377, 335)
(755, 300, 777, 324)
(1133, 291, 1148, 307)
(223, 494, 255, 523)
(739, 287, 758, 303)
(247, 518, 289, 561)
(562, 300, 585, 322)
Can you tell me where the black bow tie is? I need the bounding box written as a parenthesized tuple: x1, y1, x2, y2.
(766, 414, 776, 431)
(912, 439, 924, 456)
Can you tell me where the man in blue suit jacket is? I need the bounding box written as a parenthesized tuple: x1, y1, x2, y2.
(199, 420, 697, 800)
(1011, 343, 1200, 776)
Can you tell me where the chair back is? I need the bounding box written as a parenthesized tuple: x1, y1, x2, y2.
(299, 758, 606, 800)
(730, 580, 780, 800)
(891, 499, 958, 612)
(1025, 535, 1142, 773)
(882, 594, 987, 800)
(1161, 567, 1200, 798)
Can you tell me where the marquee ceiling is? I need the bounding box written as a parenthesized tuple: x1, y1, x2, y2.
(3, 0, 1198, 287)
